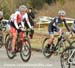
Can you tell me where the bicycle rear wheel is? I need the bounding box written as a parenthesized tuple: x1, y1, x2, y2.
(60, 46, 75, 68)
(20, 38, 31, 62)
(6, 38, 15, 59)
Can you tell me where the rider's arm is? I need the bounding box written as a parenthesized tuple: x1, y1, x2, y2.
(23, 13, 32, 29)
(21, 21, 24, 28)
(14, 14, 19, 29)
(63, 19, 70, 32)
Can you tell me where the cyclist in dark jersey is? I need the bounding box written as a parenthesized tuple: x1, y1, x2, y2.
(47, 10, 70, 50)
(72, 20, 75, 33)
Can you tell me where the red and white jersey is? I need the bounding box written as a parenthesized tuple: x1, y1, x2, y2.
(10, 11, 22, 29)
(10, 11, 32, 29)
(14, 11, 22, 23)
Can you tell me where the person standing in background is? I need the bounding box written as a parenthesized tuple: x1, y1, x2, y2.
(28, 8, 35, 27)
(27, 8, 35, 39)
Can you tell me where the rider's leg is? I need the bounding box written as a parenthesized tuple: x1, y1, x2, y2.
(47, 24, 54, 47)
(10, 27, 17, 52)
(12, 34, 17, 51)
(56, 29, 63, 45)
(45, 33, 54, 52)
(20, 32, 25, 45)
(47, 33, 54, 47)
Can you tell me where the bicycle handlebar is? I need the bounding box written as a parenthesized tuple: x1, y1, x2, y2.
(21, 29, 31, 32)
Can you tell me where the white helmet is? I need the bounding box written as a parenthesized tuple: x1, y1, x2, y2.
(58, 10, 66, 16)
(19, 5, 27, 11)
(0, 11, 3, 17)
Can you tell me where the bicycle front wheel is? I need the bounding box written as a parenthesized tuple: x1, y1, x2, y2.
(20, 38, 31, 62)
(60, 46, 75, 68)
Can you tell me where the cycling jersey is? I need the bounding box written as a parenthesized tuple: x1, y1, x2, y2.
(72, 20, 75, 30)
(10, 11, 22, 30)
(0, 18, 9, 30)
(48, 17, 70, 34)
(71, 20, 75, 33)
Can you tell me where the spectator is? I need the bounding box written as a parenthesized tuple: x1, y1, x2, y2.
(27, 8, 35, 39)
(28, 8, 35, 27)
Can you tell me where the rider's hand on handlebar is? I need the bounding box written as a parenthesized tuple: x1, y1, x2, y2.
(20, 27, 26, 31)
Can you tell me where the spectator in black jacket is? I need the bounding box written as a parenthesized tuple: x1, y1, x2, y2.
(28, 8, 35, 27)
(27, 8, 35, 39)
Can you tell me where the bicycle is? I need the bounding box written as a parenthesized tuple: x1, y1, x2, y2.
(42, 32, 71, 58)
(0, 27, 7, 48)
(0, 21, 9, 48)
(60, 39, 75, 68)
(5, 29, 31, 62)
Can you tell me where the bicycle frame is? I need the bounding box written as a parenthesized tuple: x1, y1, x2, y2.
(16, 30, 30, 41)
(55, 32, 70, 49)
(54, 33, 64, 51)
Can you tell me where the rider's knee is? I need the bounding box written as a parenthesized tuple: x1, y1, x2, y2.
(50, 35, 54, 40)
(13, 33, 17, 40)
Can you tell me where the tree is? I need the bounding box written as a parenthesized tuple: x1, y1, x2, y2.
(58, 0, 65, 5)
(0, 0, 10, 19)
(45, 0, 56, 5)
(31, 0, 45, 9)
